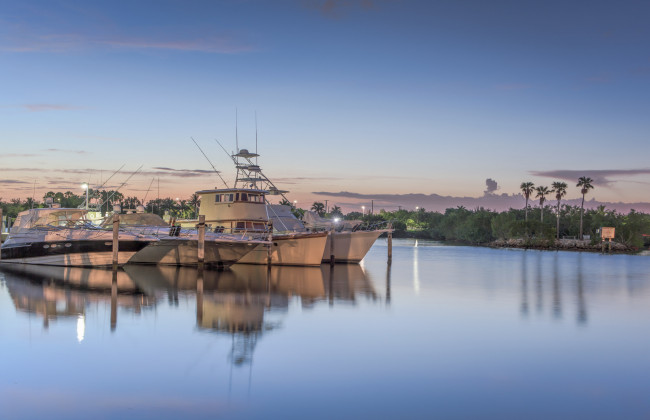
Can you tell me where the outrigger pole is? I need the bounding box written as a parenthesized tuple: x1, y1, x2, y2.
(191, 137, 230, 188)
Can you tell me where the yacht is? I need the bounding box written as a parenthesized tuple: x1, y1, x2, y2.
(270, 205, 391, 263)
(195, 187, 328, 266)
(101, 211, 266, 268)
(0, 208, 155, 267)
(212, 147, 391, 264)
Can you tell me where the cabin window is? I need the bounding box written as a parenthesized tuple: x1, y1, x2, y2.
(241, 193, 248, 201)
(235, 222, 246, 230)
(215, 195, 221, 203)
(253, 222, 266, 230)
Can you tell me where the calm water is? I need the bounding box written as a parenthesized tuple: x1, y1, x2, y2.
(1, 240, 649, 419)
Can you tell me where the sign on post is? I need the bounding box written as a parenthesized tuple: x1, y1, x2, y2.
(601, 227, 615, 240)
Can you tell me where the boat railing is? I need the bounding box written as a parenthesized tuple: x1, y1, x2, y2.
(115, 224, 270, 242)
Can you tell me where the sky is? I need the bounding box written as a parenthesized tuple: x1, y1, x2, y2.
(1, 0, 650, 211)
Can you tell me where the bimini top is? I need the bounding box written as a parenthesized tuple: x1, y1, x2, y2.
(233, 149, 259, 159)
(11, 208, 89, 233)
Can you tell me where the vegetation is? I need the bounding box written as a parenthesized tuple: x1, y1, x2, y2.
(577, 176, 594, 239)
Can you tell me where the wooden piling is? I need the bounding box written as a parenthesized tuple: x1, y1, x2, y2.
(197, 215, 205, 264)
(267, 221, 273, 266)
(112, 214, 120, 269)
(387, 222, 393, 265)
(0, 207, 3, 258)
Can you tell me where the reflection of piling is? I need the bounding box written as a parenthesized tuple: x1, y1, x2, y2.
(196, 268, 204, 326)
(386, 263, 392, 305)
(110, 270, 117, 331)
(387, 222, 393, 265)
(329, 228, 335, 265)
(198, 215, 205, 264)
(112, 214, 120, 269)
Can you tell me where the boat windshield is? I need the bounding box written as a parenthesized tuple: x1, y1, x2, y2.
(11, 209, 90, 233)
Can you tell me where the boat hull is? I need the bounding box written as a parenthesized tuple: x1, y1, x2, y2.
(321, 230, 386, 263)
(236, 232, 328, 266)
(0, 240, 148, 267)
(127, 238, 258, 268)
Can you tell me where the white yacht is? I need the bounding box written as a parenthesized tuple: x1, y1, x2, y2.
(270, 205, 391, 263)
(101, 211, 266, 268)
(215, 147, 391, 264)
(0, 208, 154, 267)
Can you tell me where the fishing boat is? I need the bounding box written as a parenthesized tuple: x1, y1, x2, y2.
(195, 186, 327, 266)
(101, 210, 266, 268)
(0, 208, 154, 267)
(213, 146, 390, 264)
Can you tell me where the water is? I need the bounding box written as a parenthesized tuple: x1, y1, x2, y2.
(1, 239, 649, 419)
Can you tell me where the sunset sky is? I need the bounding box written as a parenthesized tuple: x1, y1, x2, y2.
(2, 0, 650, 210)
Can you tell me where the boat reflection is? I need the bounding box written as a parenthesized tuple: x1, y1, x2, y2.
(128, 264, 378, 365)
(1, 263, 153, 331)
(1, 262, 377, 363)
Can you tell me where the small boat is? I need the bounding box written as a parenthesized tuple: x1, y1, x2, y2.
(0, 208, 155, 267)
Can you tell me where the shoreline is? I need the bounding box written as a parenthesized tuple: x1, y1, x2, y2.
(488, 238, 634, 254)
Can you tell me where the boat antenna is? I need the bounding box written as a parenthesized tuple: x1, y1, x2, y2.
(191, 137, 229, 188)
(255, 111, 258, 165)
(235, 108, 239, 153)
(31, 179, 36, 209)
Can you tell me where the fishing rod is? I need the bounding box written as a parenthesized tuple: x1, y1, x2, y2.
(191, 137, 230, 188)
(97, 165, 143, 212)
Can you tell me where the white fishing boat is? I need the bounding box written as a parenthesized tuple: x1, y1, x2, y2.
(268, 205, 389, 263)
(101, 211, 265, 268)
(0, 208, 154, 267)
(195, 186, 328, 266)
(221, 147, 391, 264)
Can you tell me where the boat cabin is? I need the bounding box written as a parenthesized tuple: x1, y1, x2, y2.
(196, 188, 268, 233)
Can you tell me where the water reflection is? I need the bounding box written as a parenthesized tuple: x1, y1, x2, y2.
(2, 262, 377, 365)
(1, 264, 153, 331)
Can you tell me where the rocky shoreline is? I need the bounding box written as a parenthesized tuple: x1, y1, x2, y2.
(489, 238, 633, 253)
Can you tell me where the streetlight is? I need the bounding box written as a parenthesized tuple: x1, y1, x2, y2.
(293, 200, 297, 208)
(81, 183, 89, 210)
(361, 205, 365, 216)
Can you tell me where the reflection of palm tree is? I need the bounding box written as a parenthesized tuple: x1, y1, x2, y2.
(520, 251, 529, 317)
(577, 177, 594, 240)
(552, 253, 562, 319)
(551, 182, 567, 240)
(535, 186, 550, 223)
(520, 182, 535, 222)
(576, 253, 587, 324)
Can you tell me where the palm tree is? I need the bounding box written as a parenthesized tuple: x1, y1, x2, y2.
(577, 176, 594, 240)
(311, 201, 325, 216)
(535, 186, 550, 223)
(520, 182, 535, 221)
(551, 181, 567, 240)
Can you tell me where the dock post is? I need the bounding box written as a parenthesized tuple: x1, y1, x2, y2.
(387, 222, 393, 265)
(197, 215, 205, 265)
(112, 214, 120, 269)
(329, 227, 335, 265)
(267, 221, 273, 267)
(608, 238, 612, 254)
(0, 207, 3, 259)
